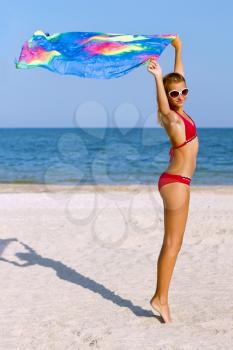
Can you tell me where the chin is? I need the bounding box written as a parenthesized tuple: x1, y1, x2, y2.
(172, 103, 182, 107)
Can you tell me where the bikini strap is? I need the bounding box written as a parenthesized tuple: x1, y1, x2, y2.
(174, 110, 196, 127)
(183, 111, 196, 126)
(173, 141, 187, 149)
(172, 134, 197, 150)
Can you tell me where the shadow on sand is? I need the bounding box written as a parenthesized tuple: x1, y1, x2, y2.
(0, 238, 164, 323)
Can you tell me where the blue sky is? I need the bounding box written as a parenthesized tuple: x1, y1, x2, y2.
(1, 0, 232, 127)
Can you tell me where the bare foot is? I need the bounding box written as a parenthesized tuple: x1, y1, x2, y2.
(150, 296, 172, 323)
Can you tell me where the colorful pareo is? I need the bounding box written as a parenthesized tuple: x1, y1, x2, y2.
(16, 30, 177, 79)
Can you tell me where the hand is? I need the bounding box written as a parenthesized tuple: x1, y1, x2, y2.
(147, 58, 162, 78)
(171, 34, 182, 49)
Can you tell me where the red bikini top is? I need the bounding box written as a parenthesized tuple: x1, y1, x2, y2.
(169, 110, 197, 160)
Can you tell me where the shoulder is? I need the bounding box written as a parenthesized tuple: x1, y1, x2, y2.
(161, 111, 184, 140)
(160, 110, 180, 128)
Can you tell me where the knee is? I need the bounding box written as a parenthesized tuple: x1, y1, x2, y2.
(162, 239, 183, 257)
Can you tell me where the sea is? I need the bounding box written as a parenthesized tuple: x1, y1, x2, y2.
(0, 128, 232, 186)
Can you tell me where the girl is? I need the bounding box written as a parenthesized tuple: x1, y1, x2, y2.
(147, 35, 199, 323)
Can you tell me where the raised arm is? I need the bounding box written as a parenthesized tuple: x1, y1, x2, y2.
(147, 59, 177, 125)
(171, 35, 185, 77)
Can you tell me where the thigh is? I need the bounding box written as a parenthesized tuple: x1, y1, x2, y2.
(160, 182, 190, 244)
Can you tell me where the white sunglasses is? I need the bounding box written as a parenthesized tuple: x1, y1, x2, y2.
(168, 88, 189, 98)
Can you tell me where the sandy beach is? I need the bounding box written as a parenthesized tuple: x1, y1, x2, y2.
(0, 184, 233, 349)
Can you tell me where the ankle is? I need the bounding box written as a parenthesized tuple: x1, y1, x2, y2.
(152, 293, 168, 305)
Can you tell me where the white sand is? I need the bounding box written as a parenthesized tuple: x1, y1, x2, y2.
(0, 184, 233, 350)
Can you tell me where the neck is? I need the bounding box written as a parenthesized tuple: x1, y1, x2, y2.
(171, 106, 184, 114)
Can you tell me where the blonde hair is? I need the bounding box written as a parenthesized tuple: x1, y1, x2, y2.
(157, 72, 186, 127)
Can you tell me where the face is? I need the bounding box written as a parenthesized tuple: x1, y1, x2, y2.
(166, 81, 188, 108)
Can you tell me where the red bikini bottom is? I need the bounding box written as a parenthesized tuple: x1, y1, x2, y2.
(158, 172, 191, 191)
